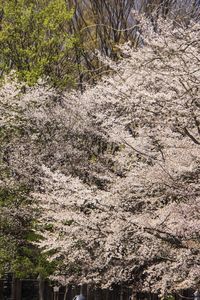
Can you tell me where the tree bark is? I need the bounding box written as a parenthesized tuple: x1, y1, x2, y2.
(11, 274, 16, 300)
(120, 285, 123, 300)
(15, 279, 22, 300)
(0, 280, 3, 300)
(63, 285, 69, 300)
(38, 274, 45, 300)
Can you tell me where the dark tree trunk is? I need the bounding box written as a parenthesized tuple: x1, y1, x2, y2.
(0, 280, 3, 300)
(63, 285, 69, 300)
(15, 279, 22, 300)
(38, 274, 45, 300)
(11, 274, 16, 300)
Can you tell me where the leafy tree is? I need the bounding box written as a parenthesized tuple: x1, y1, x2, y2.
(0, 0, 76, 88)
(0, 183, 56, 278)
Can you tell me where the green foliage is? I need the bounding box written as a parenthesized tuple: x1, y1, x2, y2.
(34, 253, 57, 279)
(0, 227, 56, 279)
(0, 0, 76, 88)
(43, 223, 54, 232)
(0, 185, 30, 207)
(162, 295, 175, 300)
(0, 240, 57, 278)
(12, 249, 57, 279)
(0, 236, 15, 275)
(62, 219, 74, 226)
(0, 183, 55, 279)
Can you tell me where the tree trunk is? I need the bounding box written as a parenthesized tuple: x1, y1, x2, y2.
(38, 274, 45, 300)
(11, 274, 16, 300)
(15, 279, 22, 300)
(63, 285, 69, 300)
(120, 284, 123, 300)
(105, 289, 109, 300)
(0, 280, 3, 300)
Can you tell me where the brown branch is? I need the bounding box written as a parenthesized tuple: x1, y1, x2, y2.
(184, 127, 200, 145)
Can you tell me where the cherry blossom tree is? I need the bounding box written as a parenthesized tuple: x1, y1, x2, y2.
(0, 16, 199, 296)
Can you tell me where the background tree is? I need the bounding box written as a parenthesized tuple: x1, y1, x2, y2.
(1, 0, 200, 90)
(64, 0, 200, 88)
(0, 0, 76, 88)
